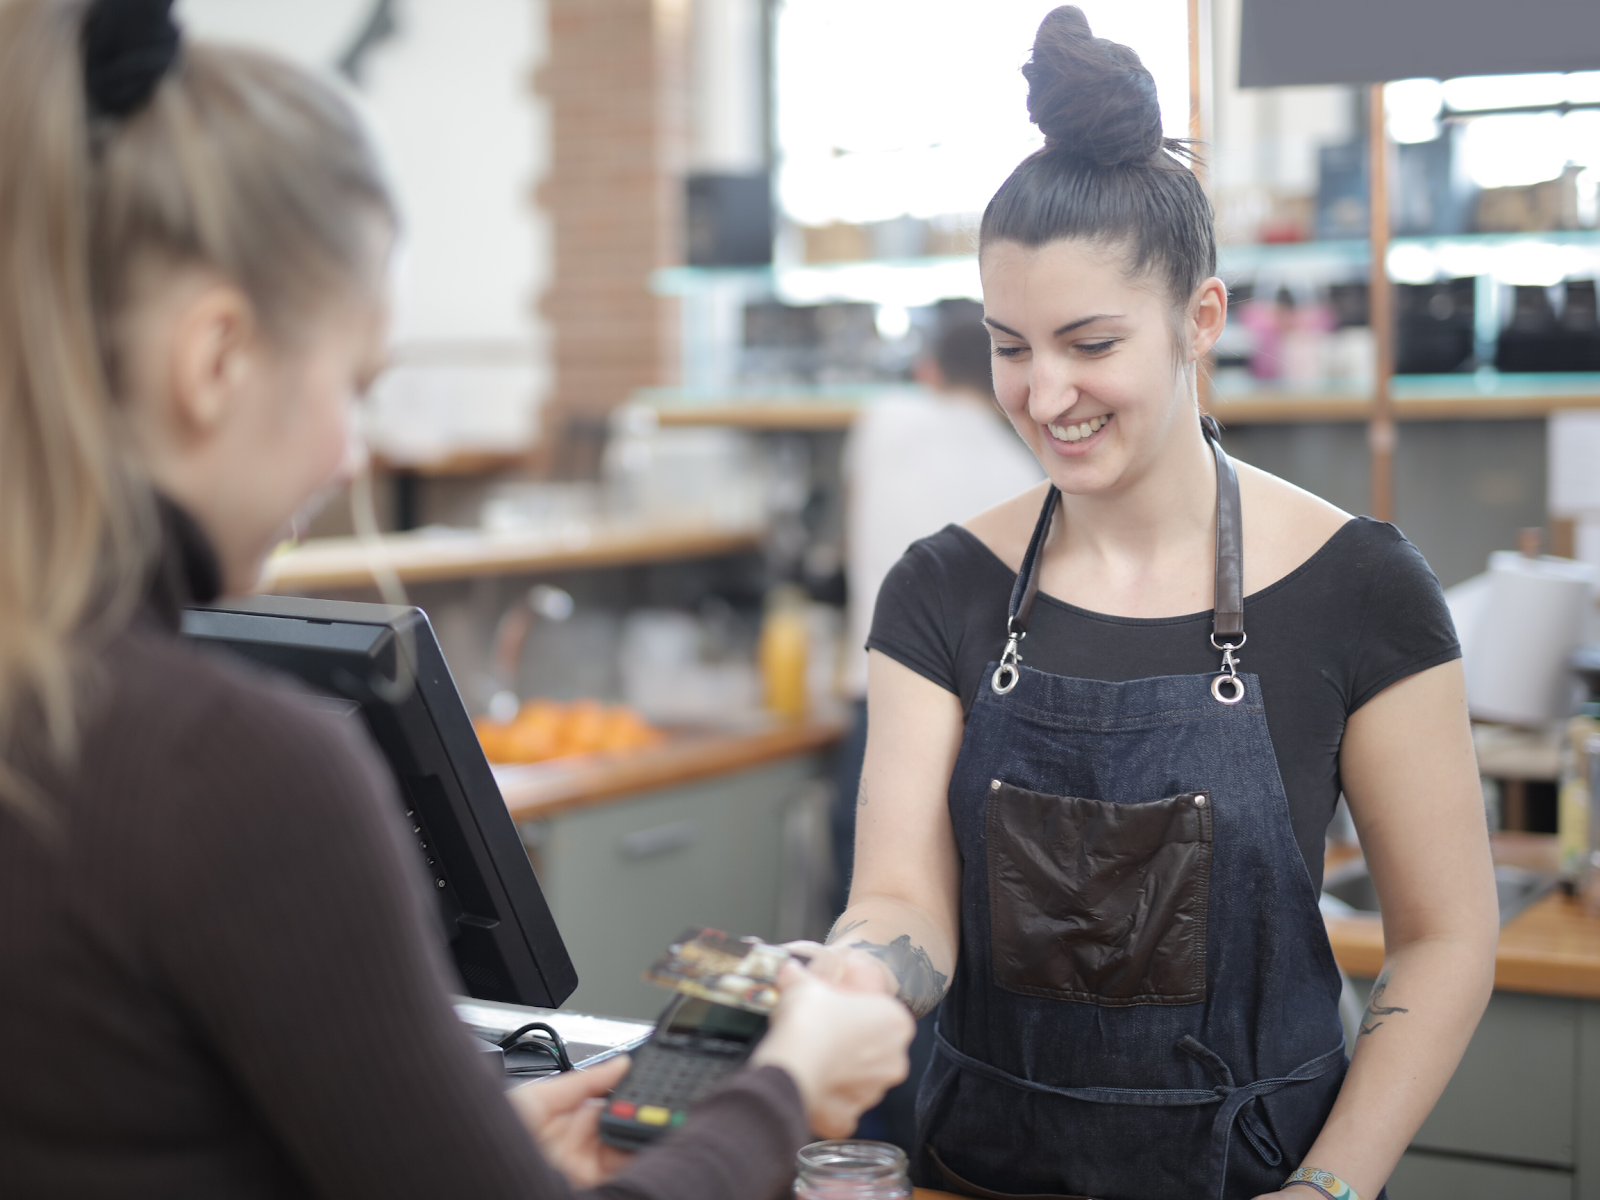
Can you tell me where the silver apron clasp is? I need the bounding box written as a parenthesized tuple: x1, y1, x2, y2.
(991, 620, 1025, 695)
(1210, 632, 1247, 704)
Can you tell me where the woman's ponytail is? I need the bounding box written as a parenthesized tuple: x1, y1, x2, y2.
(0, 0, 148, 825)
(0, 0, 393, 827)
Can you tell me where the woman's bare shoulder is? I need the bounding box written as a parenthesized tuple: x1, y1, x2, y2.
(961, 481, 1056, 574)
(1235, 460, 1353, 593)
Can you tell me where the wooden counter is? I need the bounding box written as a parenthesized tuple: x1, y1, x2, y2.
(260, 523, 762, 593)
(495, 716, 847, 822)
(1327, 893, 1600, 998)
(654, 402, 860, 431)
(1325, 835, 1600, 998)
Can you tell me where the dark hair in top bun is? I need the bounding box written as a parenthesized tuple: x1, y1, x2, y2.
(982, 6, 1214, 306)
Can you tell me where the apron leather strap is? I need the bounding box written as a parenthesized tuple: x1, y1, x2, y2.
(1006, 486, 1060, 639)
(1004, 416, 1245, 643)
(1202, 415, 1244, 643)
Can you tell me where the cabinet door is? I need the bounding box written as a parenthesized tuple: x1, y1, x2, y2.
(1388, 1149, 1572, 1200)
(1579, 1001, 1600, 1200)
(532, 757, 818, 1020)
(1353, 980, 1580, 1167)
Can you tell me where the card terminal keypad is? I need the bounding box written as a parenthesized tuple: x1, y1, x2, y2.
(599, 1025, 757, 1146)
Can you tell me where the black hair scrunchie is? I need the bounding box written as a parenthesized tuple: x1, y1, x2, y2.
(81, 0, 180, 117)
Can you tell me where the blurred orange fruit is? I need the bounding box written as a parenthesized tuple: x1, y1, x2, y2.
(475, 699, 665, 764)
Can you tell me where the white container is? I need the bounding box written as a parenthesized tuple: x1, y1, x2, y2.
(1463, 551, 1597, 726)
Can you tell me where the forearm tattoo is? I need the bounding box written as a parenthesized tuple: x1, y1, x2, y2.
(1357, 968, 1409, 1038)
(830, 919, 949, 1017)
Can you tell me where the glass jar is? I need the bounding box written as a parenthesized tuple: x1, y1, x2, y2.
(794, 1140, 911, 1200)
(1557, 711, 1599, 882)
(1581, 732, 1600, 915)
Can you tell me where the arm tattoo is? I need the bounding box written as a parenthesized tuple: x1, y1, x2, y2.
(856, 781, 869, 809)
(1357, 969, 1409, 1038)
(830, 931, 948, 1017)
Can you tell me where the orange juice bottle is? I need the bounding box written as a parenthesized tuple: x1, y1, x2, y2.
(759, 586, 809, 720)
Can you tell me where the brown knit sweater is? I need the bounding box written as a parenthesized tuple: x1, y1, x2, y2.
(0, 507, 809, 1199)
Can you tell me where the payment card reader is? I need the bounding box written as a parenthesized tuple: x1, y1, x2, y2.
(598, 994, 767, 1149)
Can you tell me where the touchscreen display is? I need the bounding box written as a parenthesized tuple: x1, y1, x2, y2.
(665, 997, 767, 1043)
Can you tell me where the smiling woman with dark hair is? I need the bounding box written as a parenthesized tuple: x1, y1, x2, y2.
(805, 8, 1500, 1200)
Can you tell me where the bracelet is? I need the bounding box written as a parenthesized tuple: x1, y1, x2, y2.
(1284, 1167, 1360, 1200)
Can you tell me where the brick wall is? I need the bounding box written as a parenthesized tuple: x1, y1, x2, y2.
(538, 0, 684, 478)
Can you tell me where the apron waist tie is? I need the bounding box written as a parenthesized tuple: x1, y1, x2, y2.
(933, 1029, 1346, 1200)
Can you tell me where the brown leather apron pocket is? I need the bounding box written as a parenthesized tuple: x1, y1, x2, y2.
(986, 780, 1213, 1005)
(930, 1147, 1099, 1199)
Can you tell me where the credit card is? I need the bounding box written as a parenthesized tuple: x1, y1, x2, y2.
(643, 927, 795, 1014)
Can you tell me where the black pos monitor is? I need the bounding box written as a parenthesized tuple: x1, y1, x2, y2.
(181, 595, 578, 1009)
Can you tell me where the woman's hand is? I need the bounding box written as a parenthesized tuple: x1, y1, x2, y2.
(751, 961, 914, 1136)
(781, 940, 898, 996)
(508, 1055, 633, 1187)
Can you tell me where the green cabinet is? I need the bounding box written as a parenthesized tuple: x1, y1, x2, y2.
(520, 755, 824, 1021)
(1351, 979, 1600, 1199)
(1389, 1150, 1575, 1200)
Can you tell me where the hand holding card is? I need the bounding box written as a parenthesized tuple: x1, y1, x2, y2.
(642, 927, 797, 1014)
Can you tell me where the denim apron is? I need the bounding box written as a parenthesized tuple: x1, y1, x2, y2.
(914, 420, 1352, 1200)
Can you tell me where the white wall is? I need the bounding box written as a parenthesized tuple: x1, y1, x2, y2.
(177, 0, 551, 460)
(774, 0, 1192, 227)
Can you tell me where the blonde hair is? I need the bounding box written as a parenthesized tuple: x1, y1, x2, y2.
(0, 0, 393, 824)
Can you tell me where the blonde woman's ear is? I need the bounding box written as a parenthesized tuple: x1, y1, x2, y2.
(167, 280, 257, 435)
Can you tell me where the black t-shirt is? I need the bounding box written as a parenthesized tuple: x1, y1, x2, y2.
(866, 516, 1461, 890)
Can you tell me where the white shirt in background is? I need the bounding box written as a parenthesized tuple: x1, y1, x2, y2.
(845, 390, 1044, 698)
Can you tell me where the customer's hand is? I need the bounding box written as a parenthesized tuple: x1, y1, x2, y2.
(751, 961, 913, 1137)
(781, 940, 898, 996)
(509, 1055, 633, 1187)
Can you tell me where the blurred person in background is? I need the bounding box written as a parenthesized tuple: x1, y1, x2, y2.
(830, 303, 1041, 1150)
(0, 2, 910, 1197)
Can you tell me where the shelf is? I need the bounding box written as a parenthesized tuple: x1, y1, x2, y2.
(653, 256, 981, 307)
(651, 232, 1600, 302)
(633, 374, 1600, 430)
(1218, 229, 1600, 277)
(634, 384, 894, 431)
(260, 523, 764, 593)
(372, 451, 529, 478)
(654, 402, 861, 431)
(1210, 372, 1600, 424)
(495, 717, 847, 821)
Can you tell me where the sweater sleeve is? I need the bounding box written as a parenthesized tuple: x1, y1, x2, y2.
(142, 675, 806, 1200)
(594, 1067, 809, 1200)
